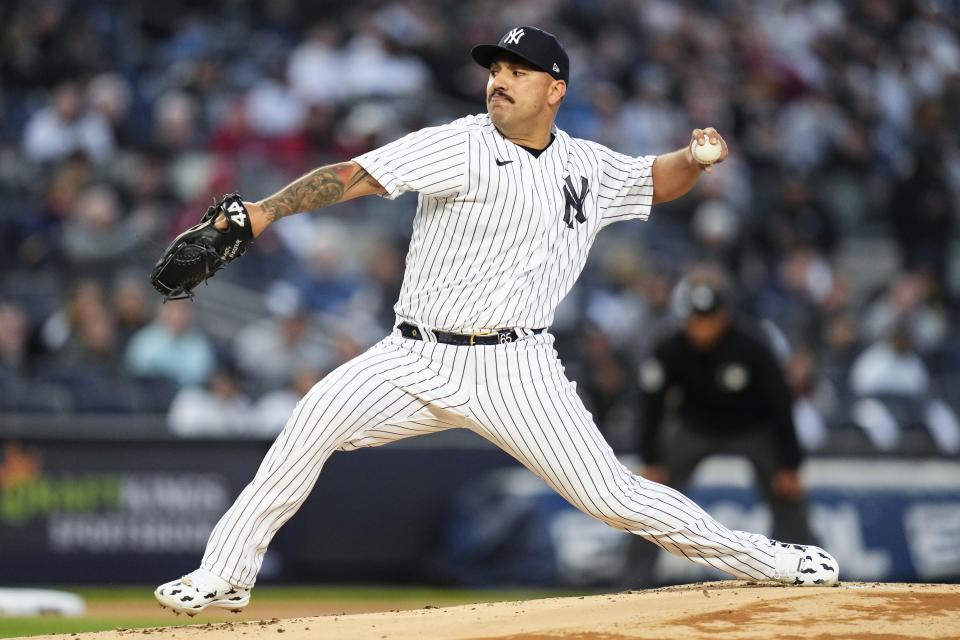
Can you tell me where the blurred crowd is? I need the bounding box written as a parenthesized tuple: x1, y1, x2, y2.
(0, 0, 958, 455)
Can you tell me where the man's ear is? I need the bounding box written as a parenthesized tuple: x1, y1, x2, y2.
(549, 80, 567, 106)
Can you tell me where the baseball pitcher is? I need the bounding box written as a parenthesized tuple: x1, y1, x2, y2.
(152, 26, 838, 615)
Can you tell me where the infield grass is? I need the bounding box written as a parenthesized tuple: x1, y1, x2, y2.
(0, 585, 590, 638)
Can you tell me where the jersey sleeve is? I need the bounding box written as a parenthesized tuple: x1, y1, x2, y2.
(353, 124, 467, 200)
(594, 146, 656, 228)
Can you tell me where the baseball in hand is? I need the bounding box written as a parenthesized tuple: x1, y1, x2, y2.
(692, 138, 723, 164)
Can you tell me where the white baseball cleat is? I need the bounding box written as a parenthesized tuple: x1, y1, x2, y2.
(154, 568, 251, 616)
(772, 542, 840, 586)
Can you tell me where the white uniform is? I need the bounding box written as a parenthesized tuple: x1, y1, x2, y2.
(199, 114, 791, 588)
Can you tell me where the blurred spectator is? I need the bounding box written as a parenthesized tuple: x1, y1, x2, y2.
(786, 346, 835, 451)
(233, 308, 333, 389)
(167, 366, 253, 437)
(583, 247, 649, 350)
(40, 279, 108, 354)
(619, 80, 687, 155)
(153, 91, 199, 153)
(851, 322, 929, 397)
(60, 184, 158, 270)
(354, 236, 407, 334)
(339, 101, 401, 153)
(223, 225, 302, 291)
(821, 311, 862, 369)
(208, 100, 258, 159)
(890, 139, 955, 293)
(5, 153, 98, 268)
(850, 323, 960, 455)
(691, 199, 742, 271)
(244, 56, 307, 139)
(861, 270, 947, 354)
(2, 2, 93, 87)
(288, 24, 348, 106)
(301, 103, 362, 159)
(122, 151, 178, 205)
(763, 177, 837, 257)
(577, 327, 635, 448)
(86, 72, 133, 146)
(631, 269, 678, 362)
(252, 367, 324, 435)
(125, 302, 215, 387)
(572, 81, 628, 150)
(275, 220, 360, 313)
(45, 153, 95, 216)
(59, 303, 120, 376)
(112, 273, 153, 350)
(341, 22, 431, 100)
(754, 245, 846, 349)
(22, 81, 114, 165)
(776, 89, 853, 174)
(0, 302, 29, 374)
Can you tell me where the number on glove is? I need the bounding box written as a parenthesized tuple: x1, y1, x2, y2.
(227, 201, 246, 227)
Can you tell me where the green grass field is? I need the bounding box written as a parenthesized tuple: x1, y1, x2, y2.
(0, 586, 587, 638)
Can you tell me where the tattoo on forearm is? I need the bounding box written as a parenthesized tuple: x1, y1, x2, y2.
(258, 163, 380, 223)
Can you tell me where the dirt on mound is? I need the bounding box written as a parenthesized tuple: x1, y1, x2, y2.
(24, 581, 960, 640)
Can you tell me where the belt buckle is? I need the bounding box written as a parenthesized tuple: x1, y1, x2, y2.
(470, 331, 495, 346)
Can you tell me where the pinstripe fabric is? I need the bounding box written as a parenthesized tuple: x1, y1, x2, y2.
(201, 333, 781, 587)
(353, 114, 655, 334)
(467, 334, 778, 581)
(197, 115, 784, 589)
(200, 335, 470, 586)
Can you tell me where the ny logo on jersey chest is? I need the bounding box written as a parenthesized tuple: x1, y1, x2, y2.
(561, 175, 589, 229)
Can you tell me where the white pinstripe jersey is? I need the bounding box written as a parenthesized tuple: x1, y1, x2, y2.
(354, 113, 656, 333)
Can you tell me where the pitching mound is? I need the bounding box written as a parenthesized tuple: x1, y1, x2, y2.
(24, 581, 960, 640)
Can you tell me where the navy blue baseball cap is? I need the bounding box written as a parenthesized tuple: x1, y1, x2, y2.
(673, 280, 730, 318)
(687, 283, 727, 315)
(471, 26, 569, 83)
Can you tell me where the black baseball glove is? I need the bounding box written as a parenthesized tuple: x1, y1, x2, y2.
(150, 194, 254, 301)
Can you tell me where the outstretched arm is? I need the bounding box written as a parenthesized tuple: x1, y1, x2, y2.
(227, 161, 386, 237)
(651, 127, 727, 205)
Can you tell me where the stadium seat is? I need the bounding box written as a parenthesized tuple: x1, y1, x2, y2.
(69, 378, 144, 414)
(0, 380, 73, 413)
(131, 375, 180, 413)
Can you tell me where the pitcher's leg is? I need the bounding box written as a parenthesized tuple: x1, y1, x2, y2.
(471, 339, 829, 583)
(201, 338, 457, 587)
(623, 421, 709, 586)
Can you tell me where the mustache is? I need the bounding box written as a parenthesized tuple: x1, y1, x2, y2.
(489, 90, 514, 103)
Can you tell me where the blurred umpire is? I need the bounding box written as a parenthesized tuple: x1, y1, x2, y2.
(626, 268, 816, 585)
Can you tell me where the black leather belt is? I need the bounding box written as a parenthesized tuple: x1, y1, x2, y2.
(397, 321, 543, 346)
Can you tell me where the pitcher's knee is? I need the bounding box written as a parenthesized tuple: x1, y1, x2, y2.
(572, 482, 652, 530)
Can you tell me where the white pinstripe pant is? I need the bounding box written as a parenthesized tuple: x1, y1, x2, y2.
(201, 332, 783, 588)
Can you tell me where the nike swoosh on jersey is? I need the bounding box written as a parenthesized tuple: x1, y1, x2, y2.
(495, 158, 514, 166)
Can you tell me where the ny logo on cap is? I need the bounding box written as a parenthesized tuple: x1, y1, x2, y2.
(503, 28, 525, 45)
(552, 62, 560, 73)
